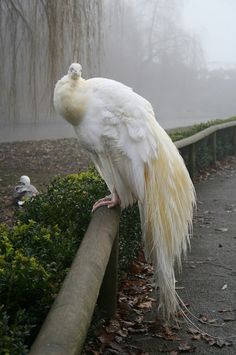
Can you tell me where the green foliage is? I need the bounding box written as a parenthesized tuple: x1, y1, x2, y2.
(1, 169, 142, 353)
(17, 170, 142, 273)
(169, 116, 236, 142)
(0, 307, 35, 355)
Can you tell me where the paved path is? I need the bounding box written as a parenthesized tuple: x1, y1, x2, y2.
(126, 157, 236, 354)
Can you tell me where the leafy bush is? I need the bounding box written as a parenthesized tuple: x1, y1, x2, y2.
(0, 308, 33, 355)
(169, 116, 236, 142)
(0, 169, 142, 353)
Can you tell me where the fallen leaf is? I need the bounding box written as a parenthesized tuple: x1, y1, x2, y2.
(218, 308, 233, 313)
(137, 301, 153, 309)
(98, 332, 115, 345)
(198, 314, 221, 325)
(223, 316, 235, 322)
(107, 341, 126, 353)
(129, 261, 142, 273)
(117, 328, 128, 337)
(178, 342, 196, 352)
(215, 227, 228, 232)
(105, 320, 121, 333)
(208, 318, 217, 324)
(209, 339, 233, 348)
(121, 320, 135, 327)
(128, 326, 147, 334)
(114, 335, 123, 343)
(187, 327, 200, 335)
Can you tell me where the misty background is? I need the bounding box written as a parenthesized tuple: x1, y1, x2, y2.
(0, 0, 236, 142)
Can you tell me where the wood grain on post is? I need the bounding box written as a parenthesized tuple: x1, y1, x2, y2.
(30, 206, 120, 355)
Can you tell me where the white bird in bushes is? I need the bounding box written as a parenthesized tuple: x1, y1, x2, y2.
(13, 175, 38, 206)
(54, 63, 196, 320)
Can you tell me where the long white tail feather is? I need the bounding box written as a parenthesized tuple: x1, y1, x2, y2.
(139, 121, 196, 320)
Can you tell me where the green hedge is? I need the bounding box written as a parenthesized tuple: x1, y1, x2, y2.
(0, 170, 141, 354)
(168, 116, 236, 142)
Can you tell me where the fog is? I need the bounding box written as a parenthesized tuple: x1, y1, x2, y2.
(1, 0, 236, 142)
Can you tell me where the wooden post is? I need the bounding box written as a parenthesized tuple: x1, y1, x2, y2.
(211, 132, 217, 164)
(233, 126, 236, 154)
(98, 230, 119, 319)
(189, 143, 196, 177)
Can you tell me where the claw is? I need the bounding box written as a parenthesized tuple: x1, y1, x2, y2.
(92, 190, 121, 212)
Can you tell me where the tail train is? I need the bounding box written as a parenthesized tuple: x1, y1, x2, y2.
(139, 122, 196, 320)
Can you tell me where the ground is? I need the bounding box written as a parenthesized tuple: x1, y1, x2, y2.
(0, 139, 235, 354)
(0, 138, 90, 225)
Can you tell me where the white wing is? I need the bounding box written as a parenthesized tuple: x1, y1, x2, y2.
(73, 78, 159, 208)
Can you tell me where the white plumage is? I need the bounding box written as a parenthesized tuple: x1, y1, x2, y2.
(13, 175, 38, 206)
(54, 63, 196, 320)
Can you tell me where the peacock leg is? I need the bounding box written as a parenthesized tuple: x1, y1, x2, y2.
(92, 188, 121, 212)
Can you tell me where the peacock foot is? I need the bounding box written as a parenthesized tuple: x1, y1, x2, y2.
(92, 191, 121, 212)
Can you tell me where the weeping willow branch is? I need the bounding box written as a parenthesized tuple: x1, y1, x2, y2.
(0, 0, 104, 124)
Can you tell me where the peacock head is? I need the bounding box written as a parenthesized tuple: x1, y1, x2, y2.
(68, 63, 82, 80)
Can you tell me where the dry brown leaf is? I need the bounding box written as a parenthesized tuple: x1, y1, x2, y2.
(107, 341, 127, 354)
(187, 327, 200, 335)
(178, 342, 196, 352)
(127, 326, 147, 334)
(223, 316, 235, 322)
(215, 227, 228, 232)
(137, 301, 153, 309)
(117, 328, 128, 337)
(105, 320, 121, 333)
(98, 332, 115, 345)
(191, 334, 201, 341)
(218, 308, 233, 313)
(129, 262, 143, 274)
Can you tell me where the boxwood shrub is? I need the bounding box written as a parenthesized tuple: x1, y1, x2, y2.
(0, 170, 141, 353)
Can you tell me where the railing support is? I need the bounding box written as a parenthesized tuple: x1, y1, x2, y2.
(98, 231, 119, 319)
(211, 131, 217, 165)
(233, 126, 236, 154)
(189, 143, 196, 177)
(30, 206, 121, 355)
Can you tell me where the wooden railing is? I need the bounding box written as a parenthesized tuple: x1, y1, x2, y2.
(30, 206, 120, 355)
(30, 120, 236, 355)
(175, 121, 236, 177)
